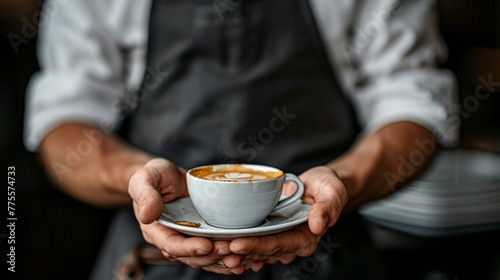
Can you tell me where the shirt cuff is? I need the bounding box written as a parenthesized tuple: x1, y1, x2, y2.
(352, 68, 459, 147)
(24, 71, 124, 152)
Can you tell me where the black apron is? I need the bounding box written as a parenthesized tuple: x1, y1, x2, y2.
(123, 0, 358, 173)
(91, 0, 377, 279)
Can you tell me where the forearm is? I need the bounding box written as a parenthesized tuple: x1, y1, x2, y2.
(39, 123, 152, 207)
(328, 121, 437, 210)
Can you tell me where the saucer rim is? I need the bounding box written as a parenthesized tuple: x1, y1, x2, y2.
(157, 197, 310, 238)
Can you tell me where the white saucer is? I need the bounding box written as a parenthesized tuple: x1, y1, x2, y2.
(158, 197, 310, 240)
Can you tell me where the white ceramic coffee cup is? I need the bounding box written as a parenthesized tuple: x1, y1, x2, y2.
(187, 164, 304, 228)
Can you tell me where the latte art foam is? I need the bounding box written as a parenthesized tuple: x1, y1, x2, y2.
(190, 164, 283, 182)
(201, 172, 269, 181)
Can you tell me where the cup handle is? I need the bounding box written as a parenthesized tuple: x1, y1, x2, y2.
(273, 173, 304, 211)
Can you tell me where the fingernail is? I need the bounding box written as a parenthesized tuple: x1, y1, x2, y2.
(215, 260, 226, 268)
(217, 249, 230, 255)
(234, 249, 249, 255)
(231, 269, 243, 275)
(196, 249, 209, 255)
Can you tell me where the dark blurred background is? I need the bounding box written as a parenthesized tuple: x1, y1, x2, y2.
(0, 2, 114, 279)
(0, 0, 499, 279)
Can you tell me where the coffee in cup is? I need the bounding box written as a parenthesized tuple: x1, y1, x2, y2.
(189, 164, 282, 181)
(187, 164, 304, 229)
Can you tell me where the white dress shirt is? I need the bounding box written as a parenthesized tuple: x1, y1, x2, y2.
(24, 0, 459, 151)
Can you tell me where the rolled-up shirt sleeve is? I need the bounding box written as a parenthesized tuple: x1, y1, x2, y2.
(326, 0, 460, 147)
(24, 0, 126, 152)
(353, 67, 458, 146)
(354, 1, 459, 146)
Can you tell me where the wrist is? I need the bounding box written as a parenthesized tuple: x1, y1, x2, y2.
(39, 123, 154, 206)
(327, 121, 436, 209)
(98, 135, 152, 198)
(328, 137, 384, 197)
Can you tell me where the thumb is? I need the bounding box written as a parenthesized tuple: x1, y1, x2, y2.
(300, 166, 347, 235)
(128, 167, 164, 224)
(307, 200, 338, 235)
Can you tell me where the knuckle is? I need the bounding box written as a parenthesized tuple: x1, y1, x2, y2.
(252, 262, 265, 272)
(161, 250, 174, 260)
(148, 157, 169, 166)
(297, 240, 318, 257)
(129, 170, 155, 194)
(316, 175, 339, 189)
(300, 247, 316, 257)
(180, 239, 198, 257)
(280, 255, 296, 264)
(156, 238, 173, 255)
(296, 240, 317, 257)
(131, 168, 151, 183)
(134, 190, 149, 206)
(160, 242, 179, 261)
(184, 260, 202, 269)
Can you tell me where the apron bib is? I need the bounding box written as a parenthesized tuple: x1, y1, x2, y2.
(122, 0, 358, 173)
